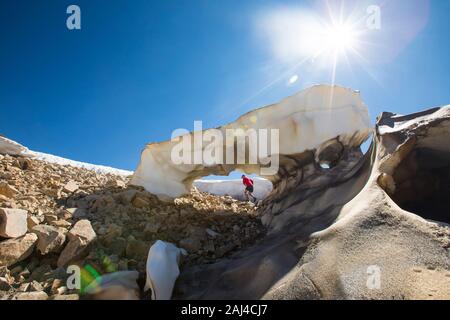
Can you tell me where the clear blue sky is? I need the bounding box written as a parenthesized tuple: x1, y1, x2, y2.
(1, 0, 449, 172)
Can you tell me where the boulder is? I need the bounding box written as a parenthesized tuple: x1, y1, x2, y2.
(107, 179, 126, 188)
(16, 157, 33, 170)
(30, 264, 53, 282)
(0, 182, 18, 198)
(0, 233, 38, 267)
(115, 189, 137, 205)
(206, 228, 220, 238)
(57, 219, 96, 267)
(132, 193, 150, 208)
(63, 180, 79, 193)
(65, 207, 86, 219)
(109, 237, 127, 257)
(44, 215, 58, 223)
(50, 220, 72, 228)
(126, 238, 149, 259)
(19, 280, 43, 292)
(179, 237, 202, 253)
(27, 215, 40, 231)
(144, 220, 161, 235)
(0, 276, 12, 291)
(101, 224, 123, 245)
(0, 208, 28, 238)
(32, 225, 67, 255)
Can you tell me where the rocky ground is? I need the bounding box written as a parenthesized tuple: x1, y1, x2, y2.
(0, 154, 266, 300)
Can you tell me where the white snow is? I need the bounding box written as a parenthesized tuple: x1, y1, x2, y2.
(0, 136, 30, 156)
(194, 178, 272, 201)
(27, 150, 134, 176)
(145, 240, 186, 300)
(0, 135, 133, 176)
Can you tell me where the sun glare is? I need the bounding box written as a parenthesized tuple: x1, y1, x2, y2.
(247, 5, 368, 111)
(322, 23, 357, 53)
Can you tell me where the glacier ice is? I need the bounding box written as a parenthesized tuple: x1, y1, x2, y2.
(131, 85, 371, 198)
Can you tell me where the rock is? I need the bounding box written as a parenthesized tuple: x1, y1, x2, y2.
(132, 194, 150, 208)
(57, 208, 73, 220)
(26, 258, 39, 272)
(30, 264, 53, 282)
(144, 221, 161, 235)
(19, 268, 30, 280)
(0, 266, 14, 288)
(9, 265, 23, 276)
(19, 280, 43, 292)
(0, 276, 12, 291)
(0, 182, 18, 198)
(91, 195, 115, 212)
(101, 224, 123, 245)
(55, 286, 68, 295)
(118, 259, 129, 271)
(50, 278, 64, 295)
(107, 179, 126, 188)
(109, 237, 127, 257)
(27, 215, 40, 230)
(206, 228, 220, 238)
(51, 293, 79, 300)
(203, 240, 215, 253)
(115, 189, 137, 204)
(32, 224, 67, 255)
(44, 215, 58, 223)
(65, 207, 86, 219)
(179, 237, 202, 253)
(50, 220, 72, 228)
(16, 157, 32, 170)
(57, 219, 96, 267)
(125, 239, 149, 259)
(0, 208, 28, 238)
(0, 233, 38, 266)
(186, 225, 207, 240)
(224, 197, 234, 205)
(12, 291, 48, 300)
(0, 266, 10, 277)
(63, 180, 79, 193)
(215, 243, 237, 258)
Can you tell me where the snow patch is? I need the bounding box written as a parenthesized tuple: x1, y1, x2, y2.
(0, 135, 133, 176)
(0, 136, 30, 156)
(194, 178, 272, 201)
(28, 151, 134, 176)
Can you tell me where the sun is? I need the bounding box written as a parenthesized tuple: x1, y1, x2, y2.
(322, 23, 357, 54)
(244, 5, 368, 109)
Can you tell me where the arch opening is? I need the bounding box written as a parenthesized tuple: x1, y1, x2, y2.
(391, 148, 450, 225)
(193, 171, 273, 202)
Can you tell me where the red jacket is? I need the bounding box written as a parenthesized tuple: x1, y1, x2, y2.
(242, 177, 253, 187)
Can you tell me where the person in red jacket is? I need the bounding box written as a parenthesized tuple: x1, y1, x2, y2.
(241, 175, 256, 203)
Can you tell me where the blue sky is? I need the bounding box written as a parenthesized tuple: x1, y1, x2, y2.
(1, 0, 449, 174)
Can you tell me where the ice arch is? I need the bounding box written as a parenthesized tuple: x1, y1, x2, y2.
(130, 85, 371, 200)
